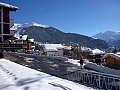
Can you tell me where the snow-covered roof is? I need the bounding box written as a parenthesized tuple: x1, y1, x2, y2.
(0, 58, 94, 90)
(117, 52, 120, 55)
(0, 2, 18, 11)
(14, 34, 28, 41)
(64, 46, 72, 50)
(103, 53, 120, 60)
(14, 33, 20, 39)
(81, 47, 91, 52)
(28, 39, 34, 42)
(91, 49, 106, 55)
(43, 44, 64, 52)
(20, 35, 28, 40)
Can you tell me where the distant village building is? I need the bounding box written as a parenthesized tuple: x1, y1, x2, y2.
(103, 53, 120, 69)
(90, 49, 106, 63)
(28, 38, 35, 50)
(14, 35, 29, 52)
(81, 46, 91, 59)
(41, 44, 64, 56)
(63, 46, 72, 58)
(0, 2, 18, 42)
(81, 48, 106, 64)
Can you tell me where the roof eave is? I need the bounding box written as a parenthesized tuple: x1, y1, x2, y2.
(0, 2, 18, 11)
(9, 8, 18, 11)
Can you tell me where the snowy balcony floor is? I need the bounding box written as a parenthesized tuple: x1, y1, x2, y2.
(0, 59, 95, 90)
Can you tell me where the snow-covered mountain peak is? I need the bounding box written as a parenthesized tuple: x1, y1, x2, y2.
(92, 31, 120, 41)
(31, 22, 49, 28)
(10, 22, 49, 31)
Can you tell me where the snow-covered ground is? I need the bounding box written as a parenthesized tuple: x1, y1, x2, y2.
(0, 59, 95, 90)
(68, 59, 86, 67)
(68, 58, 120, 76)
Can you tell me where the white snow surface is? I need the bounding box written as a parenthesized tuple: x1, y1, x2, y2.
(0, 59, 95, 90)
(68, 59, 80, 66)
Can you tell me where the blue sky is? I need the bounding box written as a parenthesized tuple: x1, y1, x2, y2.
(1, 0, 120, 36)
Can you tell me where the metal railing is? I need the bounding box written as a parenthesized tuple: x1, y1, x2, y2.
(67, 67, 120, 90)
(0, 43, 23, 49)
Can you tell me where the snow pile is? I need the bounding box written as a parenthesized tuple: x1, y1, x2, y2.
(0, 59, 94, 90)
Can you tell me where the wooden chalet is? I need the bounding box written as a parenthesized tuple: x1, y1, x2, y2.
(103, 53, 120, 69)
(40, 44, 64, 56)
(14, 35, 30, 52)
(81, 48, 106, 64)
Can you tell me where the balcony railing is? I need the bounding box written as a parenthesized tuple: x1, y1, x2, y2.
(0, 43, 23, 49)
(67, 67, 120, 90)
(0, 19, 14, 27)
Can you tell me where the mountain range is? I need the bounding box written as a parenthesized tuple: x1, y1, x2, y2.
(93, 31, 120, 48)
(10, 22, 109, 49)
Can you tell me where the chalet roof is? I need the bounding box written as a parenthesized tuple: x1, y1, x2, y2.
(43, 44, 64, 52)
(21, 35, 28, 40)
(14, 35, 28, 41)
(0, 2, 18, 11)
(103, 53, 120, 60)
(81, 46, 91, 52)
(64, 46, 72, 50)
(91, 49, 106, 55)
(117, 52, 120, 55)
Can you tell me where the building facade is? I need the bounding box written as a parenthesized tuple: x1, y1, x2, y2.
(0, 2, 17, 42)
